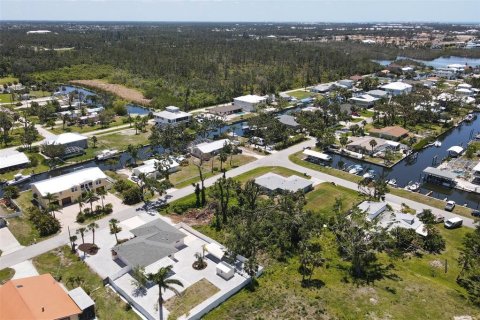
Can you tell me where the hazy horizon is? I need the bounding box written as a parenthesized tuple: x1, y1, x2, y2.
(1, 0, 479, 24)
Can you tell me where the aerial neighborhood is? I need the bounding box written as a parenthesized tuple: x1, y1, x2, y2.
(0, 20, 480, 320)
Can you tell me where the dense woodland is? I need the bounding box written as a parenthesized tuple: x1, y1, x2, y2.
(1, 22, 478, 110)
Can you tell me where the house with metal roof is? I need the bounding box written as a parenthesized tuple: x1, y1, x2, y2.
(0, 151, 30, 172)
(153, 106, 192, 126)
(380, 81, 412, 96)
(45, 132, 88, 149)
(349, 94, 378, 107)
(423, 167, 457, 188)
(277, 114, 300, 129)
(31, 167, 109, 207)
(255, 173, 313, 194)
(233, 94, 267, 112)
(191, 139, 231, 160)
(132, 158, 180, 179)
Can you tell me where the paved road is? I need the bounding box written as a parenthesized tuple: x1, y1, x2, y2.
(0, 138, 477, 269)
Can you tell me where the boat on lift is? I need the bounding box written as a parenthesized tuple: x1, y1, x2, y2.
(6, 173, 31, 186)
(464, 113, 474, 122)
(433, 141, 442, 147)
(405, 181, 421, 192)
(362, 169, 376, 179)
(387, 179, 397, 187)
(95, 149, 119, 160)
(348, 164, 364, 175)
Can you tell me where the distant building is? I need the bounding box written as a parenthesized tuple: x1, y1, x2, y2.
(311, 83, 334, 93)
(0, 273, 95, 320)
(209, 104, 243, 116)
(233, 95, 267, 112)
(191, 139, 231, 160)
(358, 201, 388, 221)
(0, 151, 30, 173)
(346, 136, 401, 155)
(153, 106, 192, 126)
(349, 94, 378, 107)
(45, 132, 88, 149)
(132, 158, 180, 179)
(380, 82, 412, 96)
(277, 114, 300, 129)
(369, 126, 409, 141)
(31, 167, 109, 207)
(254, 173, 313, 194)
(335, 79, 355, 89)
(367, 89, 389, 100)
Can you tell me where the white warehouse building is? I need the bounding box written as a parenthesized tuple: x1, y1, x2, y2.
(233, 95, 267, 112)
(381, 82, 413, 96)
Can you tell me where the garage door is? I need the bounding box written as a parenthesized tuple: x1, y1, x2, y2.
(61, 197, 72, 206)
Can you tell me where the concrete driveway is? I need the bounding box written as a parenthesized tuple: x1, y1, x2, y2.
(12, 260, 39, 279)
(0, 227, 23, 255)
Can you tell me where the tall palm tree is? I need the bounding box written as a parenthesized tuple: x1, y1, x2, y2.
(76, 227, 87, 244)
(88, 222, 99, 245)
(109, 218, 120, 244)
(127, 144, 140, 165)
(83, 190, 98, 212)
(96, 188, 107, 210)
(146, 265, 184, 320)
(48, 202, 61, 219)
(77, 193, 87, 214)
(43, 192, 59, 207)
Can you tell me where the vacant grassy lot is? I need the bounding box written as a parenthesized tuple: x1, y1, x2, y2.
(202, 220, 480, 319)
(0, 127, 43, 150)
(33, 246, 139, 319)
(305, 182, 361, 217)
(288, 90, 314, 100)
(164, 278, 220, 319)
(71, 79, 151, 105)
(96, 128, 151, 151)
(7, 216, 40, 246)
(0, 93, 13, 103)
(49, 116, 130, 135)
(170, 155, 256, 188)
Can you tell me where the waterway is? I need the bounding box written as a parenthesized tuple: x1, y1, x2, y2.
(327, 115, 480, 209)
(373, 56, 480, 68)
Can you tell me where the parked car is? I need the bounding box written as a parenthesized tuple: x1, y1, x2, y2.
(444, 200, 456, 212)
(444, 217, 463, 229)
(471, 210, 480, 217)
(417, 211, 444, 223)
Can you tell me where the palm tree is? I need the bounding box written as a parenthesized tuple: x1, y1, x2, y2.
(43, 192, 59, 206)
(91, 135, 98, 148)
(76, 227, 87, 244)
(77, 193, 87, 214)
(146, 265, 184, 320)
(369, 139, 377, 153)
(109, 218, 120, 244)
(96, 188, 107, 210)
(62, 114, 70, 130)
(126, 144, 140, 166)
(83, 190, 98, 212)
(88, 222, 99, 245)
(48, 202, 61, 219)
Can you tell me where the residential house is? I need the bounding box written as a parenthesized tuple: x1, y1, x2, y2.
(366, 89, 389, 100)
(132, 158, 180, 180)
(380, 82, 413, 96)
(254, 173, 313, 194)
(349, 94, 378, 107)
(0, 151, 30, 173)
(209, 104, 243, 116)
(346, 136, 400, 155)
(45, 132, 88, 149)
(233, 95, 267, 112)
(369, 126, 409, 141)
(455, 88, 474, 97)
(191, 139, 231, 160)
(311, 83, 334, 93)
(473, 162, 480, 183)
(153, 106, 192, 126)
(358, 201, 388, 221)
(31, 167, 110, 207)
(277, 114, 300, 130)
(335, 79, 355, 89)
(0, 273, 95, 320)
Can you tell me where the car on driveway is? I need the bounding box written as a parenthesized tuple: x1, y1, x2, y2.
(444, 200, 456, 212)
(471, 210, 480, 217)
(444, 217, 463, 229)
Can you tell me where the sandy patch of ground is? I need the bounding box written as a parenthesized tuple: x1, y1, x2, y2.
(70, 79, 151, 106)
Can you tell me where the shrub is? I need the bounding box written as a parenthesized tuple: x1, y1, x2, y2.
(95, 205, 102, 213)
(114, 180, 131, 193)
(105, 203, 113, 214)
(171, 197, 197, 214)
(76, 212, 86, 223)
(83, 208, 91, 216)
(28, 155, 39, 167)
(122, 186, 143, 205)
(28, 207, 61, 236)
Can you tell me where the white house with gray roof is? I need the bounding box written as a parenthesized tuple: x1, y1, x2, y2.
(255, 173, 313, 194)
(153, 106, 192, 126)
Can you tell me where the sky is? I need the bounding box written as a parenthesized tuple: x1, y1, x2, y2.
(1, 0, 479, 23)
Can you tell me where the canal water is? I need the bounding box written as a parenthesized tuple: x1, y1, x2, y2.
(373, 56, 480, 68)
(328, 115, 480, 209)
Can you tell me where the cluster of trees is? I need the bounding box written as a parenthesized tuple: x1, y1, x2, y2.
(27, 205, 61, 237)
(75, 188, 112, 223)
(457, 225, 480, 305)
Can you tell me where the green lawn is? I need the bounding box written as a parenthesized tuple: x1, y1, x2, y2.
(33, 246, 139, 320)
(305, 182, 361, 217)
(164, 278, 220, 319)
(7, 216, 40, 246)
(201, 220, 480, 319)
(95, 129, 151, 151)
(289, 151, 473, 218)
(0, 268, 15, 284)
(49, 116, 130, 135)
(0, 128, 44, 150)
(360, 109, 375, 118)
(0, 93, 14, 103)
(170, 155, 256, 188)
(0, 76, 19, 85)
(288, 90, 314, 100)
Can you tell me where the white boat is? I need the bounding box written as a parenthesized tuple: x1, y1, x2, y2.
(6, 173, 31, 186)
(95, 149, 119, 160)
(348, 165, 364, 175)
(387, 179, 397, 187)
(433, 141, 442, 147)
(464, 114, 474, 122)
(406, 182, 420, 192)
(363, 169, 376, 179)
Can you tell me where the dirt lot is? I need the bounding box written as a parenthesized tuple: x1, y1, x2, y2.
(70, 79, 151, 105)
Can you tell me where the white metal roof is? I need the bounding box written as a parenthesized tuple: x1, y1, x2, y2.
(195, 139, 230, 154)
(358, 201, 387, 221)
(447, 146, 464, 154)
(216, 261, 234, 274)
(350, 94, 378, 103)
(46, 133, 87, 145)
(153, 108, 192, 120)
(457, 83, 472, 89)
(255, 173, 312, 192)
(234, 94, 266, 104)
(455, 88, 473, 94)
(133, 158, 179, 175)
(206, 242, 225, 260)
(473, 162, 480, 173)
(68, 287, 95, 310)
(0, 152, 30, 170)
(303, 149, 332, 161)
(31, 167, 107, 197)
(381, 82, 412, 91)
